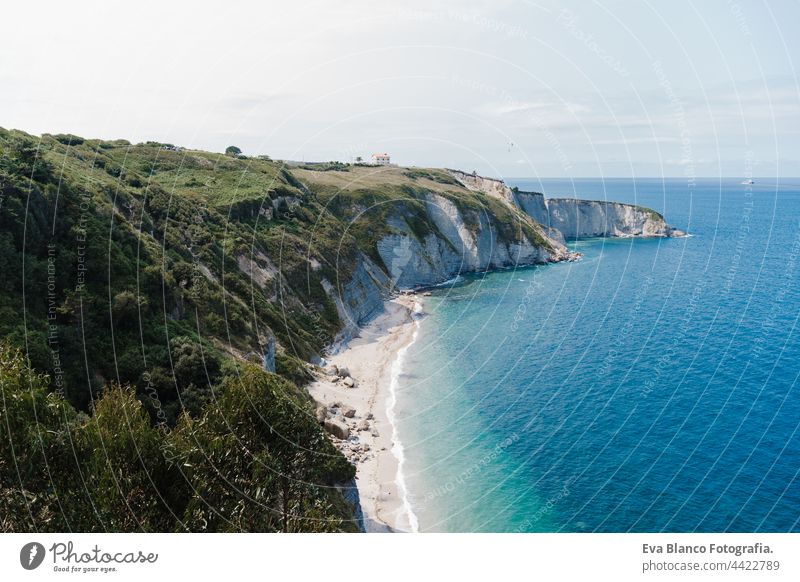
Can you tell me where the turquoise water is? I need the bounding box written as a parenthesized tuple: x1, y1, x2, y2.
(395, 178, 800, 532)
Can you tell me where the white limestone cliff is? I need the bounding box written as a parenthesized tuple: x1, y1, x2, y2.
(446, 170, 686, 240)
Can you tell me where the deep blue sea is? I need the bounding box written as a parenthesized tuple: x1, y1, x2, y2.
(395, 177, 800, 532)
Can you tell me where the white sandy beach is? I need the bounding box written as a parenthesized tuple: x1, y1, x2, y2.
(307, 294, 421, 533)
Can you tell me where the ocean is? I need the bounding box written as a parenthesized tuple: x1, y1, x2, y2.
(394, 177, 800, 532)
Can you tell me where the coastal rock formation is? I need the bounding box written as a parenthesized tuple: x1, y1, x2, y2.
(322, 254, 391, 347)
(446, 172, 685, 240)
(373, 193, 568, 290)
(514, 190, 550, 225)
(446, 168, 520, 208)
(539, 197, 684, 239)
(322, 169, 683, 342)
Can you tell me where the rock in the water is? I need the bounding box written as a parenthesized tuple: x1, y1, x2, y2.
(323, 419, 350, 440)
(341, 405, 356, 418)
(342, 376, 355, 388)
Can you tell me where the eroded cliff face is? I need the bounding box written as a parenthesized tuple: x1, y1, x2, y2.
(320, 192, 572, 338)
(323, 199, 568, 344)
(543, 198, 683, 239)
(446, 168, 520, 208)
(322, 254, 391, 348)
(515, 190, 549, 225)
(514, 191, 567, 244)
(445, 170, 684, 240)
(374, 192, 568, 290)
(304, 166, 682, 347)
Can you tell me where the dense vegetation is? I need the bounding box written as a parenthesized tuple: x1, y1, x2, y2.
(0, 343, 354, 531)
(0, 128, 370, 531)
(0, 127, 552, 532)
(0, 128, 354, 417)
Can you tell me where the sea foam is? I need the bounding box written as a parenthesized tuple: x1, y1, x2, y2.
(386, 300, 424, 532)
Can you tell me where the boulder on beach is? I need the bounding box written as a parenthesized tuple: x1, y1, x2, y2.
(315, 405, 327, 424)
(356, 419, 370, 431)
(324, 418, 350, 440)
(341, 405, 356, 418)
(342, 376, 355, 388)
(337, 366, 351, 378)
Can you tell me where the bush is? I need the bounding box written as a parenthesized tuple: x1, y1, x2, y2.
(52, 133, 85, 146)
(276, 353, 314, 386)
(0, 344, 357, 532)
(112, 290, 146, 327)
(171, 365, 355, 532)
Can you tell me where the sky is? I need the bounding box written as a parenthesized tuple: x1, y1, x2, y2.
(2, 0, 799, 177)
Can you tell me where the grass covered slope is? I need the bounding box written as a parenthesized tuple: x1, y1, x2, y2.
(0, 128, 565, 531)
(0, 128, 351, 413)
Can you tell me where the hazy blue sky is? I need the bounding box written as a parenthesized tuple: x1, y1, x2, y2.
(3, 0, 798, 177)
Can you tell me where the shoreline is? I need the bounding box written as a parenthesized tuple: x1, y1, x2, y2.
(308, 294, 422, 532)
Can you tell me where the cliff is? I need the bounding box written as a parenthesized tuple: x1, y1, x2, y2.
(445, 170, 685, 241)
(293, 165, 575, 344)
(544, 197, 684, 239)
(445, 168, 520, 208)
(374, 192, 568, 289)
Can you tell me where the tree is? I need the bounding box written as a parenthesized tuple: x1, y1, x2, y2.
(74, 384, 183, 531)
(0, 343, 184, 532)
(0, 342, 73, 531)
(225, 146, 242, 156)
(172, 364, 355, 532)
(112, 290, 145, 328)
(0, 342, 358, 531)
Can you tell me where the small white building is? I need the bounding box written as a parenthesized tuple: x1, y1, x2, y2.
(371, 153, 391, 166)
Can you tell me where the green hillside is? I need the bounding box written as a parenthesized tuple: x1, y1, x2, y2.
(0, 128, 554, 532)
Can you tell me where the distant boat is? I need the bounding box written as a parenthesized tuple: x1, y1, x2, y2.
(741, 179, 754, 185)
